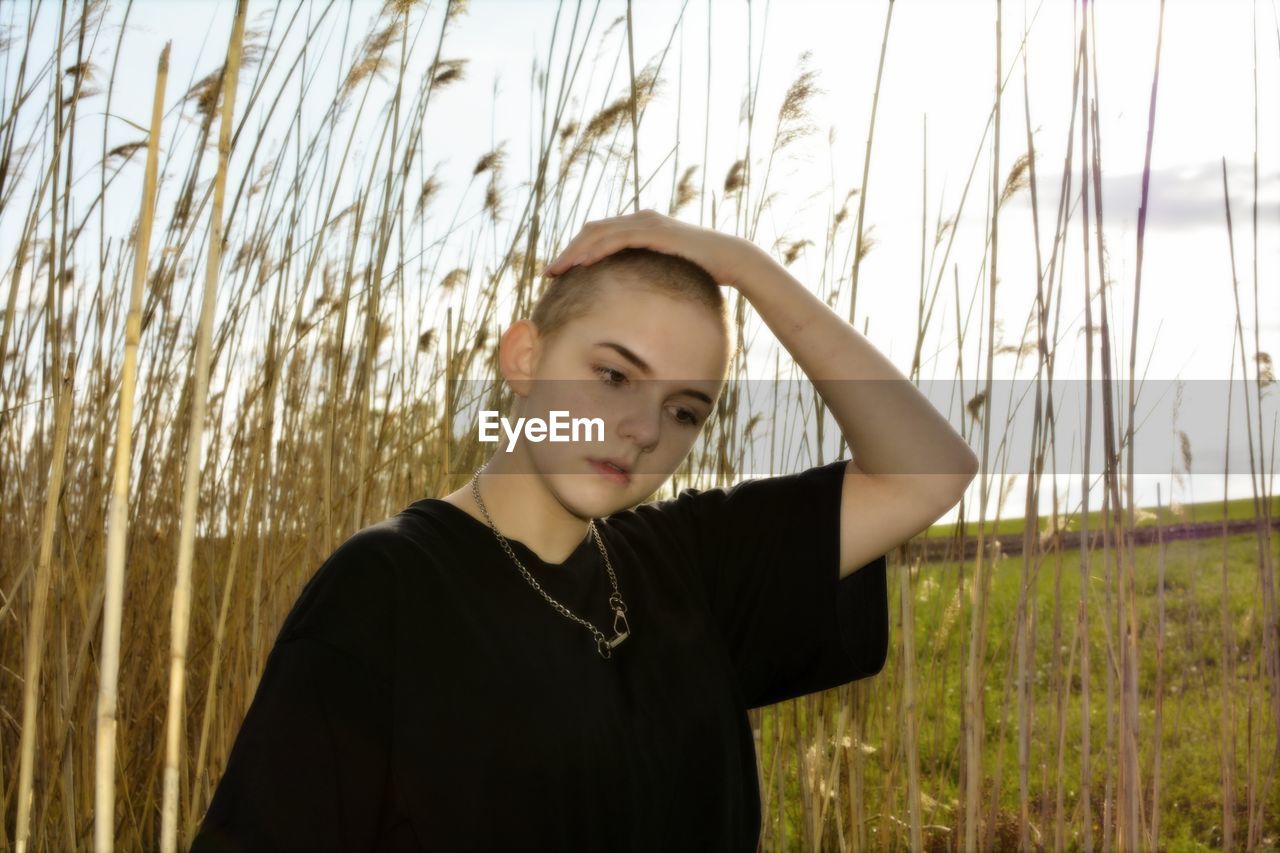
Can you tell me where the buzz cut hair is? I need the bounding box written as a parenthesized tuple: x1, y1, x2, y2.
(528, 247, 736, 363)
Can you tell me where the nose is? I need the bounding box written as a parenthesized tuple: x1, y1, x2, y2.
(616, 400, 661, 453)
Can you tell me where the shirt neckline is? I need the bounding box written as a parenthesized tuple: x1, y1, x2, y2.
(418, 497, 600, 571)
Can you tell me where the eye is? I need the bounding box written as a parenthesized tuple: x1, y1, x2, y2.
(593, 365, 628, 386)
(670, 406, 701, 428)
(594, 364, 701, 428)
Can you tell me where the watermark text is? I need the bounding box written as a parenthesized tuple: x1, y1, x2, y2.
(478, 410, 603, 452)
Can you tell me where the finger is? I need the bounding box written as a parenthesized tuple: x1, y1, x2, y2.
(544, 240, 596, 276)
(549, 226, 667, 274)
(542, 213, 660, 276)
(542, 224, 607, 276)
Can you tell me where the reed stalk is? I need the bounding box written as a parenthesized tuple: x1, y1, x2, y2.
(1245, 2, 1280, 843)
(94, 38, 169, 853)
(1075, 6, 1096, 849)
(1152, 480, 1167, 850)
(1220, 147, 1277, 853)
(13, 359, 74, 853)
(159, 2, 247, 850)
(962, 0, 1002, 847)
(846, 0, 894, 328)
(2, 2, 1277, 848)
(901, 556, 923, 851)
(1015, 5, 1053, 845)
(1125, 2, 1168, 848)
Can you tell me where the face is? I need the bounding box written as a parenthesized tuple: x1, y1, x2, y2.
(498, 276, 730, 518)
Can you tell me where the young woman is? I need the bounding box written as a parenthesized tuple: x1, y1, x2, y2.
(191, 210, 978, 851)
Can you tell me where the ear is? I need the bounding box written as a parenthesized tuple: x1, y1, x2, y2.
(498, 319, 542, 397)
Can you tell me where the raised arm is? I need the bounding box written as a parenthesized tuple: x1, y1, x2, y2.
(541, 209, 979, 578)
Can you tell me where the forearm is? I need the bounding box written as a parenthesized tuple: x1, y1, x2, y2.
(735, 256, 979, 492)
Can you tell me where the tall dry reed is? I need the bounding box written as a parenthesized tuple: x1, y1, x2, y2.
(1, 1, 1277, 850)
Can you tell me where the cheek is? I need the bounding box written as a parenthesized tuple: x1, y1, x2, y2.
(647, 437, 695, 471)
(523, 379, 602, 428)
(542, 376, 606, 415)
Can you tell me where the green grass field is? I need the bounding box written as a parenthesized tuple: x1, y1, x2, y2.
(922, 495, 1280, 540)
(757, 501, 1280, 851)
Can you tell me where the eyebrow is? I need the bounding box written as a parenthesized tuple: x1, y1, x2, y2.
(594, 341, 715, 406)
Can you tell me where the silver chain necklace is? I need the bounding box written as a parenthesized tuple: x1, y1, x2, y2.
(469, 464, 631, 659)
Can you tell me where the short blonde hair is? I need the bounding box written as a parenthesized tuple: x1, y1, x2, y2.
(529, 247, 734, 363)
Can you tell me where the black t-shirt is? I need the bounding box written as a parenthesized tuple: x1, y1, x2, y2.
(190, 458, 889, 852)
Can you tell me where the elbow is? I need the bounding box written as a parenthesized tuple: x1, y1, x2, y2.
(958, 458, 979, 500)
(943, 450, 980, 506)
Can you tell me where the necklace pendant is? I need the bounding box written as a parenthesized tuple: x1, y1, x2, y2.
(608, 607, 630, 647)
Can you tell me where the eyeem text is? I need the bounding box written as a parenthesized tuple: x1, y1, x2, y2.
(478, 410, 604, 453)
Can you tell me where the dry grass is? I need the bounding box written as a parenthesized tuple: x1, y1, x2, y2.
(0, 1, 1276, 851)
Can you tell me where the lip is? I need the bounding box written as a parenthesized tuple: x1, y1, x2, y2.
(588, 458, 633, 485)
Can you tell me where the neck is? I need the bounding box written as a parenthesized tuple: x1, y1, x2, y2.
(469, 444, 593, 565)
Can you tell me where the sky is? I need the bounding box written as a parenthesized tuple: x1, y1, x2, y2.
(8, 0, 1279, 523)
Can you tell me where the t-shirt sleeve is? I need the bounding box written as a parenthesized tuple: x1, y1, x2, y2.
(645, 458, 889, 710)
(189, 526, 401, 852)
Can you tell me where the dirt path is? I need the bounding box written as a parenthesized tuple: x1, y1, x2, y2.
(915, 517, 1280, 562)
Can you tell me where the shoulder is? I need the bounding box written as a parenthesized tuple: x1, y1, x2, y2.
(330, 515, 430, 568)
(319, 516, 427, 592)
(603, 482, 726, 552)
(275, 516, 424, 652)
(608, 461, 850, 547)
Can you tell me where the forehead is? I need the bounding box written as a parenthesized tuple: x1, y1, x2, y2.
(563, 277, 728, 380)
